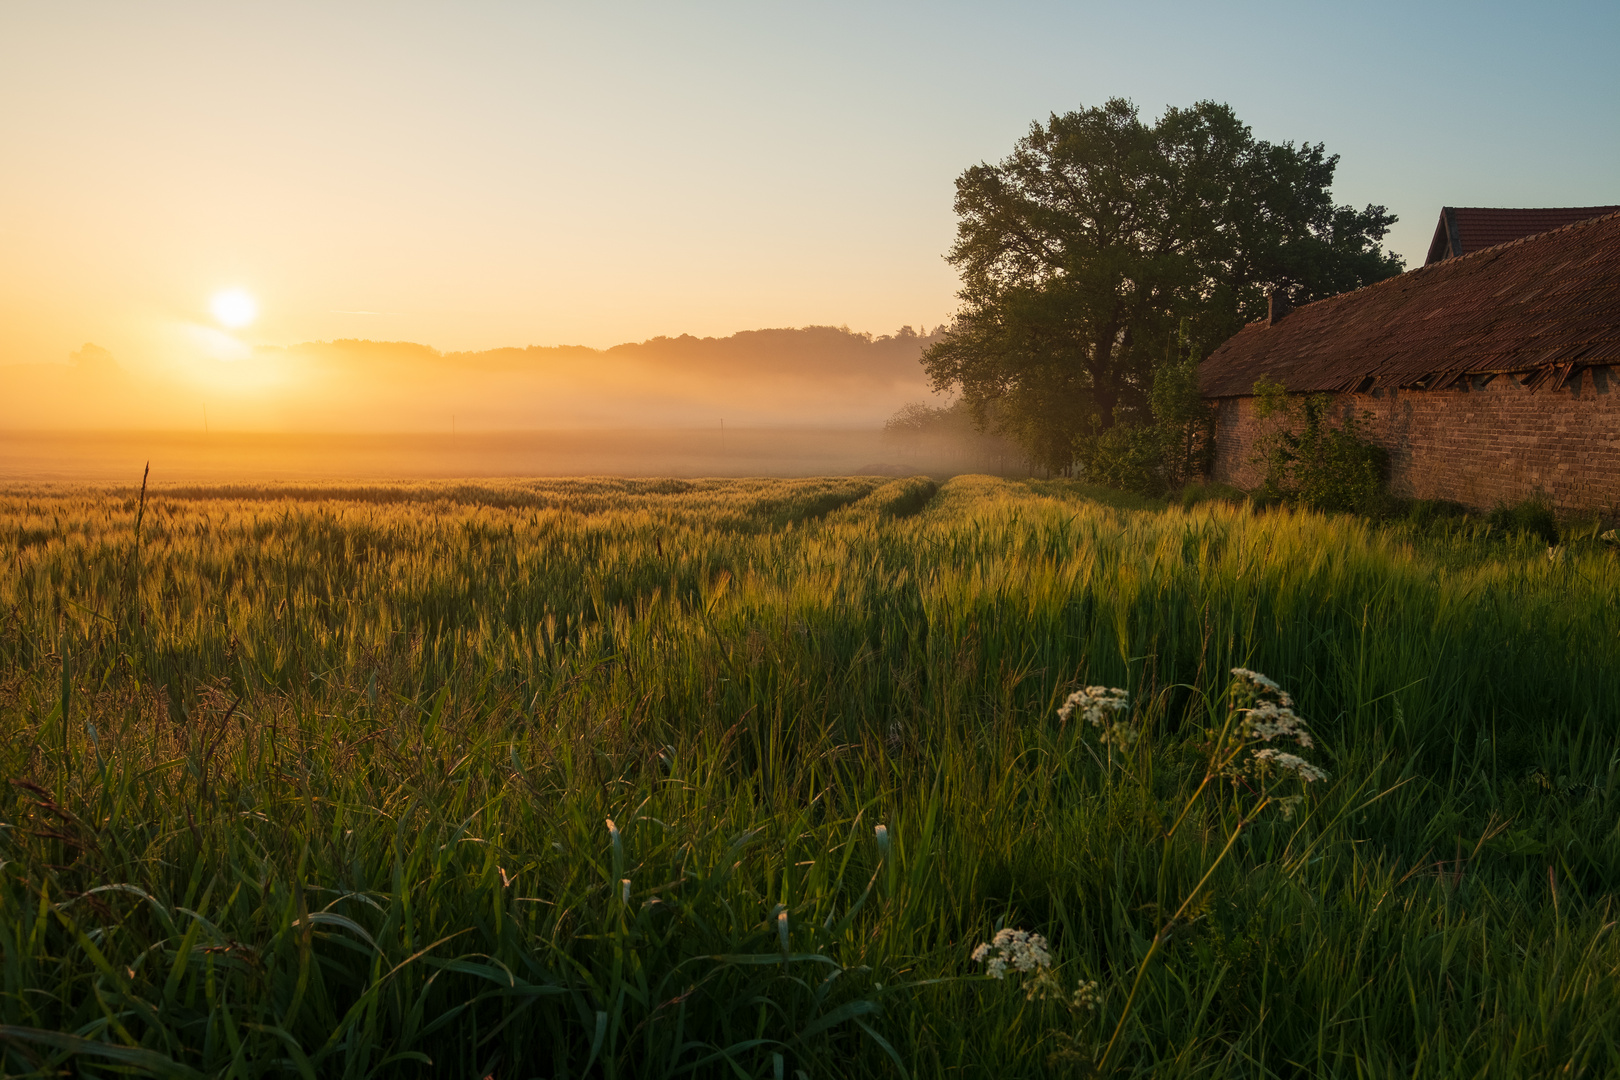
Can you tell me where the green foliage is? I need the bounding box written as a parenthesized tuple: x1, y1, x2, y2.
(1072, 423, 1166, 495)
(1252, 372, 1290, 420)
(1072, 330, 1214, 497)
(921, 98, 1403, 470)
(1252, 385, 1389, 513)
(4, 476, 1620, 1077)
(1401, 498, 1469, 531)
(1146, 339, 1215, 491)
(1488, 493, 1561, 546)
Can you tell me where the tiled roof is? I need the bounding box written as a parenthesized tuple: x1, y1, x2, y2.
(1426, 205, 1620, 264)
(1199, 210, 1620, 398)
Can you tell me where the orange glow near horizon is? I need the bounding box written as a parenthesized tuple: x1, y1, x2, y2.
(2, 4, 1614, 438)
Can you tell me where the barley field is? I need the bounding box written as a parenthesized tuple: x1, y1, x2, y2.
(2, 474, 1619, 1078)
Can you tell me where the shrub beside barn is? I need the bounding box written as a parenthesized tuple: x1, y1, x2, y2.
(1199, 209, 1620, 512)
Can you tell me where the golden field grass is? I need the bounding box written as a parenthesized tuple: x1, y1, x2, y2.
(2, 474, 1618, 1078)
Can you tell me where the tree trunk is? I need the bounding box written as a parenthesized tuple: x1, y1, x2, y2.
(1092, 377, 1118, 429)
(1089, 322, 1121, 428)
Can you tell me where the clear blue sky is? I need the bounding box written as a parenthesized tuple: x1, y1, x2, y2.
(3, 0, 1616, 362)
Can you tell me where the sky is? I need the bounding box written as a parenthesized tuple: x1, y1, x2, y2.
(2, 0, 1616, 377)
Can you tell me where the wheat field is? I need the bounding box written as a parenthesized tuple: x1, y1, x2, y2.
(2, 474, 1618, 1078)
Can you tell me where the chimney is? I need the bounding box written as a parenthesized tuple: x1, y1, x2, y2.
(1267, 287, 1293, 326)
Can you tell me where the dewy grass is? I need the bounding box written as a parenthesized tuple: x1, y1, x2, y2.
(1051, 670, 1331, 1074)
(2, 474, 1620, 1077)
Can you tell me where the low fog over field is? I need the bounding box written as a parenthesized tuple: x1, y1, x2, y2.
(0, 325, 1030, 481)
(0, 326, 944, 433)
(0, 427, 1029, 485)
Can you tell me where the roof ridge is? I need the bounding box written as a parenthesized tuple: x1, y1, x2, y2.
(1442, 206, 1620, 262)
(1264, 208, 1620, 324)
(1447, 203, 1620, 212)
(1200, 208, 1620, 398)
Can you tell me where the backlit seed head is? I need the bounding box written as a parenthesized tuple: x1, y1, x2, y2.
(1072, 979, 1101, 1012)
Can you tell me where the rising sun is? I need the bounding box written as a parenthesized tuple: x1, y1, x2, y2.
(211, 288, 258, 328)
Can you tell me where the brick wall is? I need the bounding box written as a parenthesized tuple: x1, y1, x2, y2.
(1208, 366, 1620, 512)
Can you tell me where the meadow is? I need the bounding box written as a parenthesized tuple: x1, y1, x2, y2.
(2, 473, 1619, 1078)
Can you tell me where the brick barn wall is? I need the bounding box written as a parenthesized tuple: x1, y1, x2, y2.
(1208, 366, 1620, 512)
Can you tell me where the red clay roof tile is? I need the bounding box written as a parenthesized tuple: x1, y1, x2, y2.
(1425, 205, 1620, 264)
(1199, 210, 1620, 398)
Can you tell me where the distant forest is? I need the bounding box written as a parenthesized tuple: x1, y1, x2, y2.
(345, 324, 942, 381)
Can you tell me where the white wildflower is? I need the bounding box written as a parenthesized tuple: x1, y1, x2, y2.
(1219, 669, 1330, 792)
(1230, 667, 1287, 700)
(969, 942, 1007, 980)
(1059, 686, 1137, 747)
(1251, 749, 1329, 783)
(1058, 686, 1130, 727)
(971, 927, 1052, 981)
(1231, 667, 1295, 707)
(1239, 700, 1312, 746)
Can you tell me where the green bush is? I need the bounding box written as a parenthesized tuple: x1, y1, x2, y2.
(1073, 423, 1166, 495)
(1252, 377, 1390, 514)
(1074, 327, 1215, 497)
(1404, 498, 1468, 526)
(1147, 340, 1215, 489)
(1395, 498, 1470, 532)
(1488, 494, 1560, 545)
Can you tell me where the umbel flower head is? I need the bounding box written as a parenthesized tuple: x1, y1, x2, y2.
(1225, 668, 1329, 783)
(972, 928, 1071, 1001)
(1251, 749, 1329, 783)
(971, 928, 1053, 980)
(1058, 685, 1137, 748)
(1230, 668, 1288, 703)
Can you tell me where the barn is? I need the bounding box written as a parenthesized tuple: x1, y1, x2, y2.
(1199, 208, 1620, 512)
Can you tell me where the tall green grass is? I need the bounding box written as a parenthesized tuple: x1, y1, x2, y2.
(2, 473, 1618, 1077)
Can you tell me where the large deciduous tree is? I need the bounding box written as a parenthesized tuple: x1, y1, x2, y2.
(921, 99, 1402, 472)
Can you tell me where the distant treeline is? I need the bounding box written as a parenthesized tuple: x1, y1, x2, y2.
(882, 399, 1032, 475)
(0, 325, 945, 431)
(297, 324, 943, 381)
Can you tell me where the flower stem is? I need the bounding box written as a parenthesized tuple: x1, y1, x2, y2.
(1097, 798, 1268, 1073)
(1162, 770, 1212, 842)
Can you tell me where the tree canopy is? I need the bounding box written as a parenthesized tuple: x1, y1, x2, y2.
(921, 98, 1403, 471)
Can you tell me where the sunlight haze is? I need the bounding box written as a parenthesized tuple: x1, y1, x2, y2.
(2, 0, 1615, 437)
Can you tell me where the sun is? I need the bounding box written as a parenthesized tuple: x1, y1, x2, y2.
(211, 288, 258, 329)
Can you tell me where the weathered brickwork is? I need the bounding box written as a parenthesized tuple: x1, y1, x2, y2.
(1209, 365, 1620, 512)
